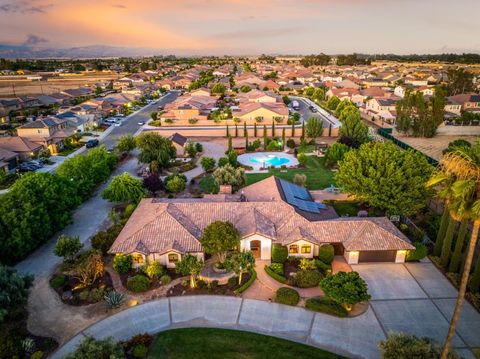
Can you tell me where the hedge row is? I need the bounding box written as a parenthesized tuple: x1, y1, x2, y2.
(235, 268, 257, 295)
(264, 265, 287, 284)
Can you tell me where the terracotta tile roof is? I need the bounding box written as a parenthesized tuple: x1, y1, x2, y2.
(0, 136, 43, 153)
(109, 191, 414, 256)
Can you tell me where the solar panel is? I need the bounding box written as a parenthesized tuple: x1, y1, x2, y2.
(279, 178, 324, 214)
(317, 203, 327, 210)
(297, 200, 320, 213)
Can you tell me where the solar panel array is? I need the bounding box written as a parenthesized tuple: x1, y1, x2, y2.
(279, 179, 325, 214)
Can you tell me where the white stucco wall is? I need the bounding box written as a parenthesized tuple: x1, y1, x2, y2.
(344, 251, 359, 264)
(241, 234, 272, 261)
(147, 251, 204, 268)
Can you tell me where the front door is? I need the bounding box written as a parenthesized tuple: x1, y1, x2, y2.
(250, 240, 261, 258)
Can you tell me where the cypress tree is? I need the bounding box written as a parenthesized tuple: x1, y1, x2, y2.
(469, 256, 480, 293)
(263, 125, 267, 149)
(235, 124, 238, 138)
(254, 122, 257, 137)
(243, 122, 247, 137)
(440, 216, 455, 267)
(434, 208, 449, 257)
(272, 121, 275, 137)
(282, 128, 286, 150)
(449, 219, 468, 273)
(228, 135, 233, 151)
(226, 124, 229, 137)
(291, 119, 295, 137)
(245, 132, 249, 149)
(301, 122, 305, 140)
(328, 123, 332, 137)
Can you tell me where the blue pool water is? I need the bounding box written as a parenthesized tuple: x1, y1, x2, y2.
(250, 156, 290, 166)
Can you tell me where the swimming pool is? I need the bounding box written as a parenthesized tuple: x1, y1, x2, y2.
(237, 152, 299, 169)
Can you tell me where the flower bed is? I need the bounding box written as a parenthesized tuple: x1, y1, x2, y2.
(50, 271, 113, 306)
(166, 272, 252, 297)
(305, 297, 348, 317)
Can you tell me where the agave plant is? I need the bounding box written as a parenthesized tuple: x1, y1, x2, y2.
(22, 338, 35, 353)
(104, 290, 125, 308)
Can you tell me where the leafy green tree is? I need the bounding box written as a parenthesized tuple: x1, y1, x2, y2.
(335, 142, 433, 216)
(201, 221, 240, 263)
(325, 142, 351, 167)
(305, 117, 324, 141)
(297, 153, 308, 166)
(447, 68, 474, 95)
(150, 111, 158, 121)
(54, 235, 83, 262)
(144, 261, 165, 279)
(65, 336, 125, 359)
(212, 164, 245, 191)
(338, 109, 368, 144)
(211, 82, 226, 94)
(320, 271, 371, 310)
(396, 88, 446, 138)
(116, 134, 136, 154)
(113, 254, 132, 274)
(102, 172, 145, 203)
(0, 265, 33, 323)
(335, 99, 355, 115)
(185, 142, 198, 158)
(175, 254, 204, 288)
(224, 251, 255, 285)
(200, 156, 216, 172)
(57, 146, 118, 199)
(136, 132, 176, 170)
(449, 220, 468, 273)
(240, 85, 251, 93)
(326, 96, 340, 111)
(165, 174, 187, 193)
(0, 173, 80, 264)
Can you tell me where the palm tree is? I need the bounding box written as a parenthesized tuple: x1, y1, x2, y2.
(428, 143, 480, 359)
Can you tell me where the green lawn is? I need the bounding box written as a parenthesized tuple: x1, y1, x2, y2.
(148, 328, 343, 359)
(199, 175, 219, 194)
(245, 156, 334, 190)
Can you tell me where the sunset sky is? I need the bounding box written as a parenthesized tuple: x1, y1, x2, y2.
(1, 0, 479, 55)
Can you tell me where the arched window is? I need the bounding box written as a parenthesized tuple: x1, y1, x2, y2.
(132, 253, 144, 265)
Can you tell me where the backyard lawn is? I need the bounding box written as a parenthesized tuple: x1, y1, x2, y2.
(148, 328, 343, 359)
(245, 155, 334, 190)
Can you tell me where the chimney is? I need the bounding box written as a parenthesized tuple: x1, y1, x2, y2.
(219, 185, 232, 195)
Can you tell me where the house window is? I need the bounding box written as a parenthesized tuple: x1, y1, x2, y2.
(301, 245, 311, 254)
(168, 253, 179, 263)
(132, 253, 144, 265)
(289, 245, 298, 254)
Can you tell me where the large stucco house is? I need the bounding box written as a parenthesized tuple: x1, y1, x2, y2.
(109, 177, 414, 268)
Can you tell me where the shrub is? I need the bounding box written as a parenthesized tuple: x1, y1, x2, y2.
(305, 298, 347, 317)
(314, 259, 332, 274)
(144, 261, 165, 279)
(160, 275, 172, 285)
(165, 174, 186, 193)
(125, 333, 153, 350)
(50, 274, 66, 289)
(79, 289, 90, 301)
(0, 329, 22, 358)
(64, 336, 124, 359)
(269, 263, 284, 275)
(299, 258, 316, 271)
(272, 244, 288, 263)
(31, 351, 44, 359)
(200, 156, 216, 172)
(318, 244, 335, 264)
(379, 332, 460, 359)
(113, 254, 132, 274)
(132, 344, 148, 358)
(292, 270, 322, 288)
(91, 224, 123, 255)
(297, 153, 308, 166)
(227, 277, 237, 288)
(104, 290, 125, 308)
(127, 275, 151, 293)
(293, 173, 307, 187)
(88, 288, 106, 303)
(320, 271, 371, 308)
(286, 138, 296, 149)
(54, 235, 83, 262)
(275, 287, 300, 306)
(218, 157, 229, 167)
(264, 265, 287, 283)
(235, 268, 257, 295)
(406, 242, 428, 262)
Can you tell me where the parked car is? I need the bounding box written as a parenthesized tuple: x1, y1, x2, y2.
(19, 162, 39, 172)
(309, 106, 317, 113)
(138, 121, 145, 126)
(29, 160, 44, 168)
(86, 139, 99, 148)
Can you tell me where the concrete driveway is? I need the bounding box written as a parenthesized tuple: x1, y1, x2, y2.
(353, 261, 480, 357)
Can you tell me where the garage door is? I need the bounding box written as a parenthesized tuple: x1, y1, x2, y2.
(358, 250, 396, 263)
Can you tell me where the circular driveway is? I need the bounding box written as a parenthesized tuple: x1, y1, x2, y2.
(50, 295, 384, 359)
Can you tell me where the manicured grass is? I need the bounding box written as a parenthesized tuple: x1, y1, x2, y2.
(199, 175, 218, 194)
(296, 144, 316, 153)
(328, 200, 362, 217)
(148, 328, 344, 359)
(245, 155, 334, 190)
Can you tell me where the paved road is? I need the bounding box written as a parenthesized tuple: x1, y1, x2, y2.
(100, 91, 180, 149)
(290, 96, 341, 129)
